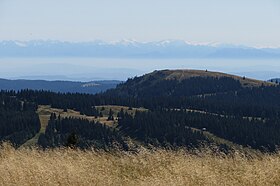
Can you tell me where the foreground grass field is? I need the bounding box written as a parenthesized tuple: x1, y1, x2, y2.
(1, 144, 280, 186)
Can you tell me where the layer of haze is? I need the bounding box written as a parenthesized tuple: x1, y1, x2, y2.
(0, 0, 280, 47)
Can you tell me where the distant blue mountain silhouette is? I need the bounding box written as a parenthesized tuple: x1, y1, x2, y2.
(0, 78, 120, 94)
(1, 40, 280, 58)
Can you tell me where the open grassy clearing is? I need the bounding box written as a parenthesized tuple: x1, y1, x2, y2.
(21, 105, 148, 147)
(154, 69, 275, 87)
(37, 105, 118, 126)
(95, 105, 148, 117)
(1, 143, 280, 186)
(21, 105, 112, 147)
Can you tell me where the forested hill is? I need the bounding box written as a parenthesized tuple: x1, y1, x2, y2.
(0, 79, 120, 94)
(105, 69, 273, 98)
(1, 69, 280, 152)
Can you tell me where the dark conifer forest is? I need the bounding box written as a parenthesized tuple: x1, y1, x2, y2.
(38, 115, 126, 150)
(1, 70, 280, 151)
(0, 91, 40, 146)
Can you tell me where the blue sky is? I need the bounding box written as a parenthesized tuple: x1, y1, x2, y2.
(0, 0, 280, 47)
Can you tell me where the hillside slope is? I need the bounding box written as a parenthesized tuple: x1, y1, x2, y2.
(1, 69, 280, 152)
(107, 69, 274, 99)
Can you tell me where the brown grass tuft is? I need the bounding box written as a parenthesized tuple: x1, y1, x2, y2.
(1, 143, 280, 186)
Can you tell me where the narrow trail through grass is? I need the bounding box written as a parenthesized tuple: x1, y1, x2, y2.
(21, 108, 52, 148)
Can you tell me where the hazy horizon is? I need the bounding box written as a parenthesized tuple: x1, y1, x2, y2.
(1, 0, 280, 47)
(0, 58, 279, 81)
(1, 1, 279, 81)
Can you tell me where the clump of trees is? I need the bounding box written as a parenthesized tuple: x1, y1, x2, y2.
(118, 110, 209, 148)
(38, 114, 127, 150)
(118, 109, 280, 151)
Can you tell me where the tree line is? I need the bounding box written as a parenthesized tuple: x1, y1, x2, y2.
(0, 90, 40, 146)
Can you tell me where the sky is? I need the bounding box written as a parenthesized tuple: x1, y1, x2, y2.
(0, 0, 280, 47)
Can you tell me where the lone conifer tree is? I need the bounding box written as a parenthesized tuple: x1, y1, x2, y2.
(66, 132, 78, 148)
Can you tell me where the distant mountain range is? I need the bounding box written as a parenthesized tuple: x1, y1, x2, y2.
(1, 40, 280, 58)
(0, 79, 121, 94)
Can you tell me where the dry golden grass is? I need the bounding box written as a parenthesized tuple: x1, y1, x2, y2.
(37, 105, 116, 127)
(96, 105, 148, 116)
(1, 143, 280, 186)
(153, 69, 274, 87)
